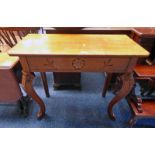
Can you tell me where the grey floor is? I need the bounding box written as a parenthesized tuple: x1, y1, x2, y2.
(0, 72, 155, 128)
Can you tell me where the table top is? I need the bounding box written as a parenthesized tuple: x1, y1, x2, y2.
(132, 27, 155, 37)
(9, 34, 149, 57)
(0, 53, 19, 69)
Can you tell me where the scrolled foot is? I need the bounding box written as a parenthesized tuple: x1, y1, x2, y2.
(37, 110, 45, 119)
(108, 108, 116, 120)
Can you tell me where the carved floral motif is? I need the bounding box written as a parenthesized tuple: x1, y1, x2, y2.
(103, 59, 113, 67)
(44, 58, 54, 66)
(72, 58, 85, 70)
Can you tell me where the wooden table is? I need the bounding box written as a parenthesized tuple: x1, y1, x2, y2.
(8, 34, 149, 119)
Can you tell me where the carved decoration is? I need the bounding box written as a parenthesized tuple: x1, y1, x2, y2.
(103, 59, 113, 68)
(44, 58, 54, 66)
(43, 58, 57, 69)
(22, 71, 34, 83)
(121, 72, 135, 89)
(72, 58, 85, 70)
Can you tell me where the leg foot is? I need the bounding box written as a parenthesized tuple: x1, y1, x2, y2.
(108, 109, 116, 120)
(37, 110, 45, 119)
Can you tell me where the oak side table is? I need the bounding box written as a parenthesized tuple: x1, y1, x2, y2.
(9, 34, 149, 119)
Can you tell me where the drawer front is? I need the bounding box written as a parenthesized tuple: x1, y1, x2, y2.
(26, 56, 130, 73)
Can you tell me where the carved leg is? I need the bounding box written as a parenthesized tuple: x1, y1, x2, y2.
(102, 73, 112, 97)
(108, 73, 135, 120)
(22, 71, 46, 119)
(40, 72, 50, 98)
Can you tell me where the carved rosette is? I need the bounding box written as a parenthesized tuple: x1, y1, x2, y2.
(72, 58, 85, 70)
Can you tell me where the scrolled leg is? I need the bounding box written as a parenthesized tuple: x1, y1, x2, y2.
(108, 72, 135, 120)
(22, 71, 46, 119)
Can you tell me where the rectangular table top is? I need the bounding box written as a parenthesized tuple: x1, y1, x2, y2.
(0, 53, 19, 69)
(9, 34, 149, 57)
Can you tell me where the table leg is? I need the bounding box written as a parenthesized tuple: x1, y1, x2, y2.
(102, 73, 112, 97)
(22, 71, 46, 119)
(108, 72, 134, 120)
(40, 72, 50, 98)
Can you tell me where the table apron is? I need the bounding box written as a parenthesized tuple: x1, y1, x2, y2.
(23, 56, 133, 73)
